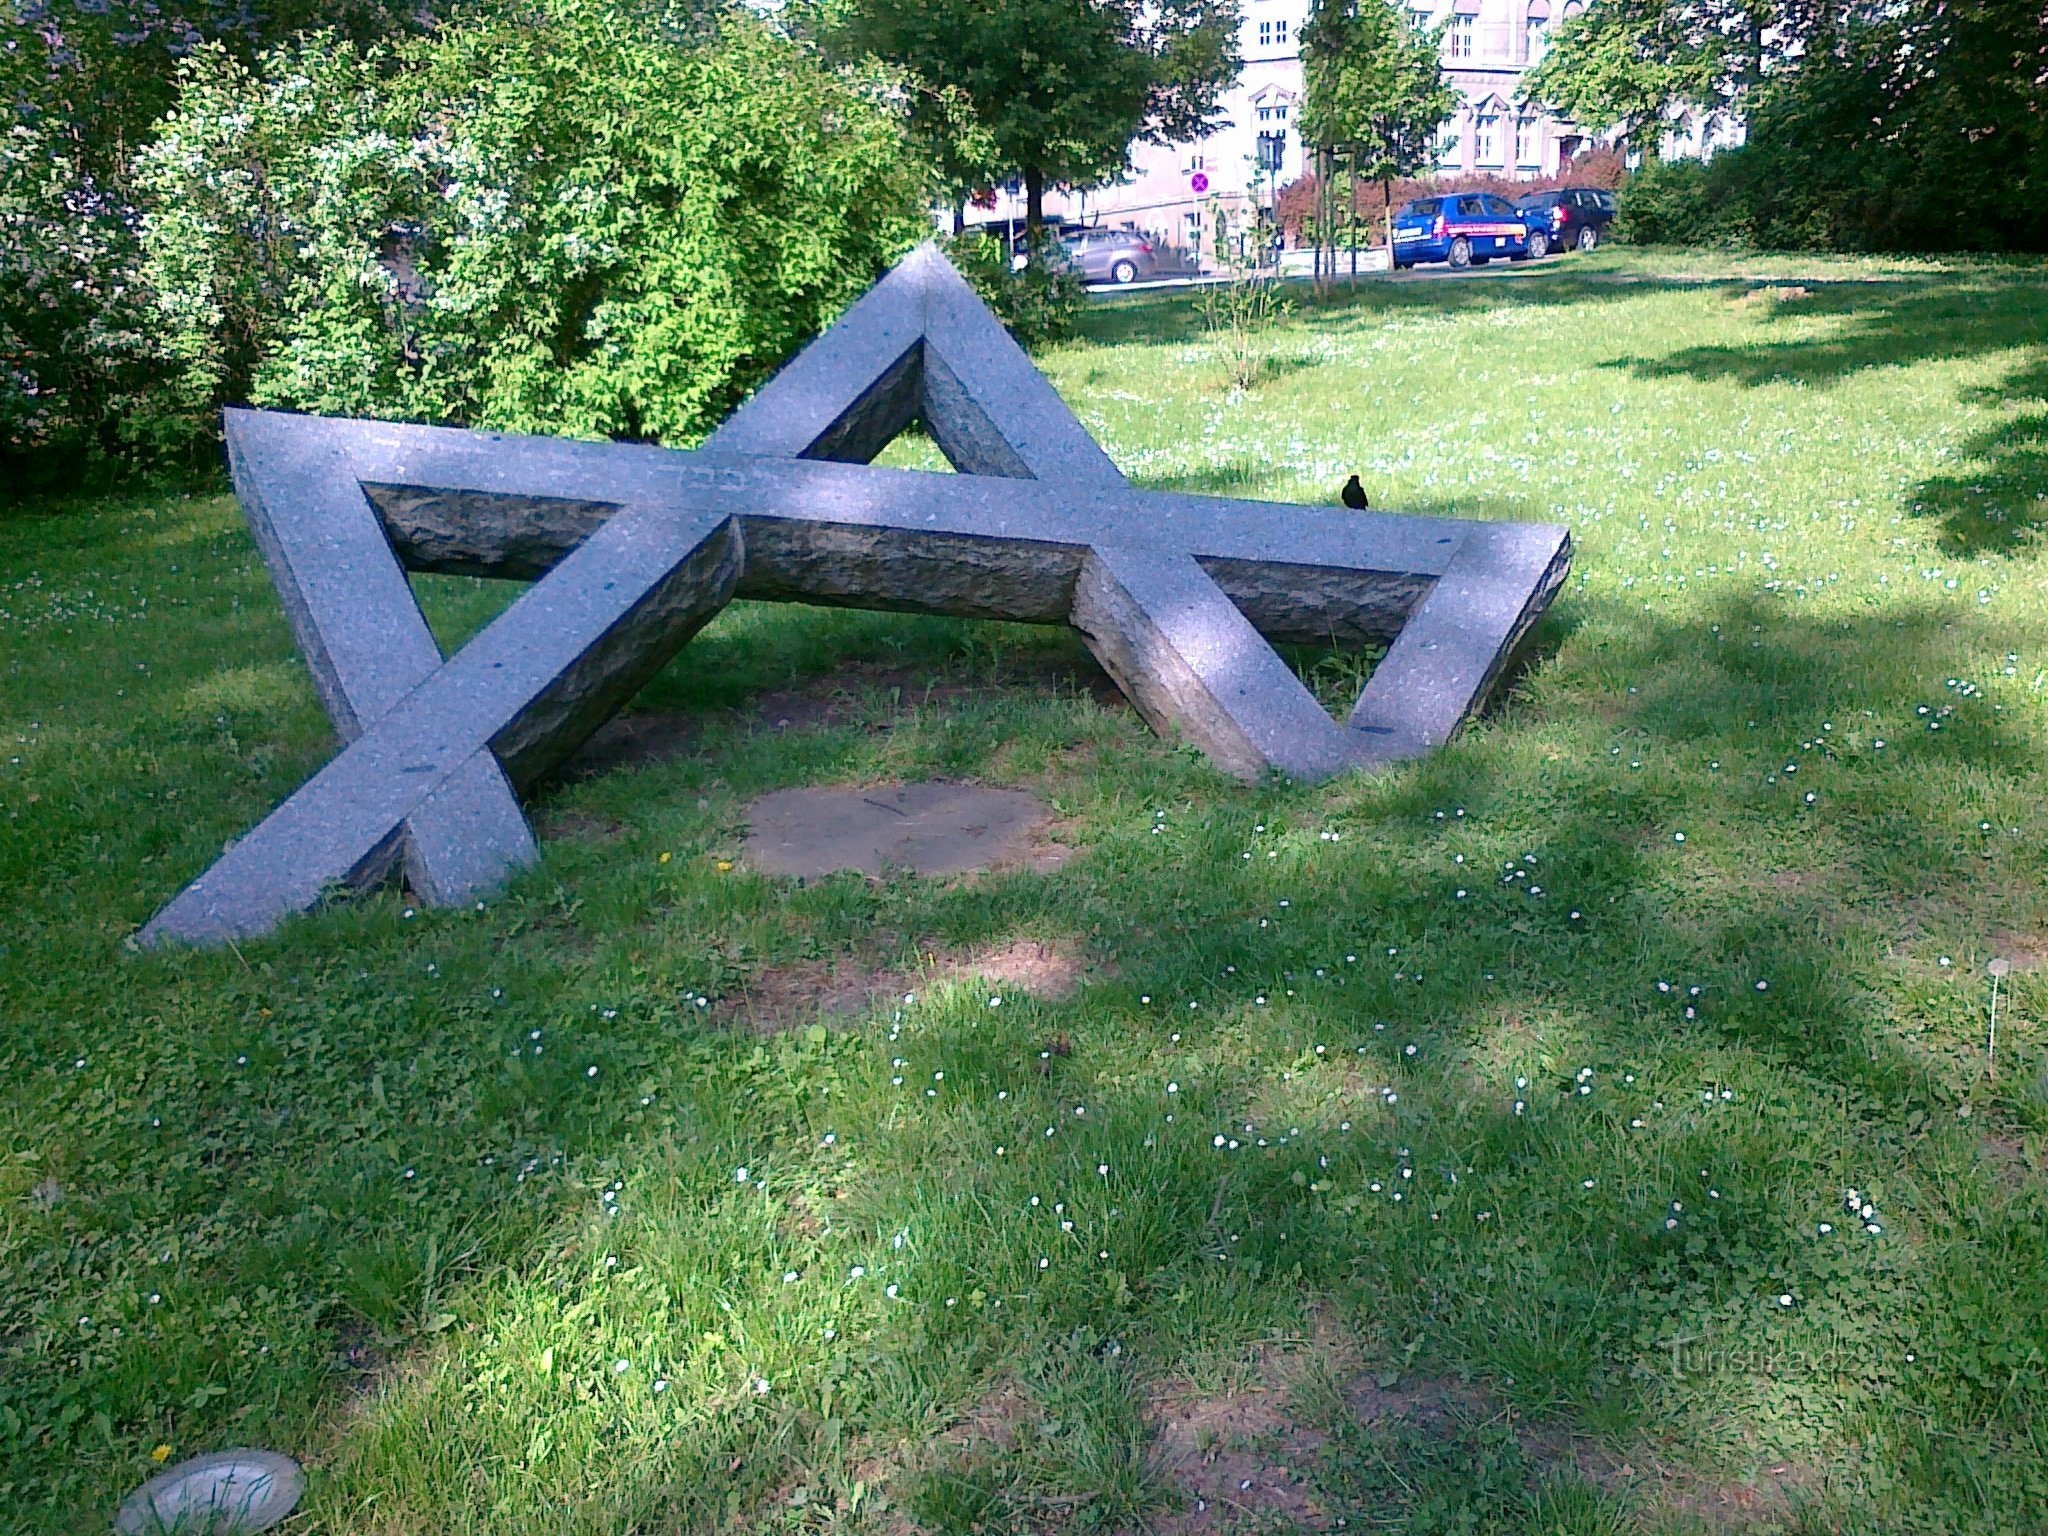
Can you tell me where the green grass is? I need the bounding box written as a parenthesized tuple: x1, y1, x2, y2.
(6, 252, 2048, 1534)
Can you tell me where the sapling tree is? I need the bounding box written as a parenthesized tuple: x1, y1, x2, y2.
(1298, 0, 1457, 265)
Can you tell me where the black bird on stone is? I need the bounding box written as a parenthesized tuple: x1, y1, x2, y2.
(1340, 474, 1370, 510)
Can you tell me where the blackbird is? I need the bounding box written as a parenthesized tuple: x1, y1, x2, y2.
(1340, 474, 1370, 510)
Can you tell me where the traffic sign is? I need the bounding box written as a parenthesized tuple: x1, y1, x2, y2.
(1190, 171, 1210, 193)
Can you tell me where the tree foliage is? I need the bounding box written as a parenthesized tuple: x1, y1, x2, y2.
(0, 0, 448, 473)
(1519, 0, 1741, 153)
(1299, 0, 1456, 178)
(115, 1, 931, 454)
(823, 0, 1241, 231)
(1611, 0, 2048, 251)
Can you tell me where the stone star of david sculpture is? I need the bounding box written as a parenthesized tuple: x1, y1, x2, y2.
(140, 243, 1569, 947)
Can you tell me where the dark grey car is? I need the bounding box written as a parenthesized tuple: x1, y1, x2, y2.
(1512, 187, 1618, 252)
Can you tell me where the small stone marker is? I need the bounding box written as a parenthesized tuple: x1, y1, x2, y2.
(743, 782, 1047, 879)
(115, 1448, 304, 1534)
(141, 242, 1569, 946)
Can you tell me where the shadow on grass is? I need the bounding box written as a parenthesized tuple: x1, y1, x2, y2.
(1910, 351, 2048, 558)
(7, 250, 2035, 1530)
(1615, 275, 2048, 392)
(12, 476, 2048, 1532)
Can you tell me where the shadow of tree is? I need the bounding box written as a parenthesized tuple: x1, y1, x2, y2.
(288, 573, 2048, 1532)
(1910, 351, 2048, 558)
(1615, 276, 2047, 391)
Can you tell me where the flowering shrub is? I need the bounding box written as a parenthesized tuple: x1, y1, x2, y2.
(132, 0, 931, 451)
(0, 124, 164, 471)
(0, 0, 444, 477)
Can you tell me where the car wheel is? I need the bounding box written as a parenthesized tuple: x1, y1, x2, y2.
(1577, 225, 1600, 252)
(1110, 259, 1138, 285)
(1448, 237, 1473, 269)
(1526, 230, 1549, 260)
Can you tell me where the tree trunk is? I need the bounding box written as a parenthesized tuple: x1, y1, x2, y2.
(1383, 174, 1395, 268)
(952, 199, 966, 236)
(1024, 166, 1046, 244)
(1348, 151, 1357, 281)
(1315, 148, 1330, 290)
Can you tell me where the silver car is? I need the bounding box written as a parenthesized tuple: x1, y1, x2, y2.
(1060, 228, 1161, 285)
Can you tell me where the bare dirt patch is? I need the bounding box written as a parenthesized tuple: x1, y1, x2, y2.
(721, 936, 1099, 1033)
(1142, 1319, 1358, 1533)
(1736, 284, 1814, 306)
(953, 938, 1091, 1002)
(743, 782, 1049, 879)
(558, 654, 1129, 781)
(1598, 1451, 1814, 1529)
(533, 807, 627, 841)
(1139, 1324, 1816, 1534)
(943, 1378, 1033, 1454)
(1989, 930, 2048, 972)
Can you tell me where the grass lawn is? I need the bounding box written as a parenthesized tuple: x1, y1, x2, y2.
(6, 250, 2048, 1534)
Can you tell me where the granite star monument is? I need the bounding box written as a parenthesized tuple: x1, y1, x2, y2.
(141, 243, 1570, 947)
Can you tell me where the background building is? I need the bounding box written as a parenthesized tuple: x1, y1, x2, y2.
(970, 0, 1738, 268)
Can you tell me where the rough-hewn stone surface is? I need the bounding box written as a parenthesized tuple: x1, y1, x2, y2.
(139, 508, 740, 946)
(143, 242, 1570, 946)
(227, 411, 536, 905)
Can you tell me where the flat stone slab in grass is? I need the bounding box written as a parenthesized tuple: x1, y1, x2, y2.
(743, 783, 1047, 879)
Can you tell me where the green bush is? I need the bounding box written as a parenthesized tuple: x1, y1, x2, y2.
(135, 0, 933, 450)
(1614, 1, 2047, 255)
(938, 230, 1085, 349)
(0, 0, 450, 479)
(1612, 158, 1728, 248)
(0, 127, 166, 476)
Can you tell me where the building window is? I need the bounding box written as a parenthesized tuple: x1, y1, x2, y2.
(1475, 112, 1500, 165)
(1257, 19, 1274, 44)
(1525, 13, 1547, 58)
(1515, 115, 1541, 166)
(1276, 18, 1289, 41)
(1437, 123, 1462, 165)
(1448, 13, 1475, 58)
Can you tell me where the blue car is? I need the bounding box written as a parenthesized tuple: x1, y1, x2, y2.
(1391, 192, 1550, 269)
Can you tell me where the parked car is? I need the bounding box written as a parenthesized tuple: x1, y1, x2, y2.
(1060, 227, 1162, 285)
(1390, 192, 1547, 268)
(1512, 187, 1618, 252)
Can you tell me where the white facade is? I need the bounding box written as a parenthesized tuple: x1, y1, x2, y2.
(974, 0, 1606, 262)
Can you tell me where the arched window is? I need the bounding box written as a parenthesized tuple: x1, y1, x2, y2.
(1524, 0, 1551, 60)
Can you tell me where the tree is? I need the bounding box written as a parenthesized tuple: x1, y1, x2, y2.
(1298, 0, 1456, 263)
(1518, 0, 1775, 157)
(825, 0, 1241, 237)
